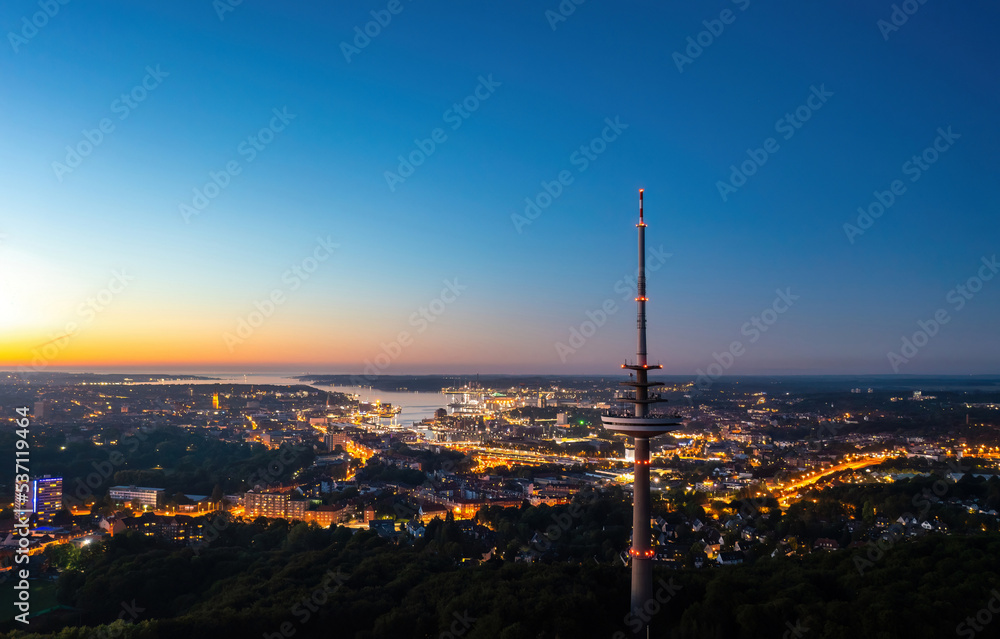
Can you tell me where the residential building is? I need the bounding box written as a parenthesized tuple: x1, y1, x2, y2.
(109, 485, 165, 509)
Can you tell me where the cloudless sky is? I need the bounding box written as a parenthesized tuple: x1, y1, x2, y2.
(1, 0, 998, 375)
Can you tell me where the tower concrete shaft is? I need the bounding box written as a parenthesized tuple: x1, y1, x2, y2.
(631, 436, 652, 631)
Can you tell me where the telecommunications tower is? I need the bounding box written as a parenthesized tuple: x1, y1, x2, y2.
(601, 189, 683, 636)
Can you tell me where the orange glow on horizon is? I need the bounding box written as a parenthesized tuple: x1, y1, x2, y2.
(0, 322, 547, 371)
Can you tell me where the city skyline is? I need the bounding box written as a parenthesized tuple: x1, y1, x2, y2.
(3, 2, 999, 375)
(5, 4, 1000, 636)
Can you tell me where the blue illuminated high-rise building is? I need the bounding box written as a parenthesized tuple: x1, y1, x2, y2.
(31, 475, 63, 525)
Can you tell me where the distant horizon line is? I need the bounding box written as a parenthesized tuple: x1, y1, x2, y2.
(5, 369, 1000, 379)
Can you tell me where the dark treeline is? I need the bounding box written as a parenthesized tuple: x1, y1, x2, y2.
(8, 503, 1000, 637)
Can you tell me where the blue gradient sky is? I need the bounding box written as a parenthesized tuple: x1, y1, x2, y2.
(1, 0, 998, 375)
